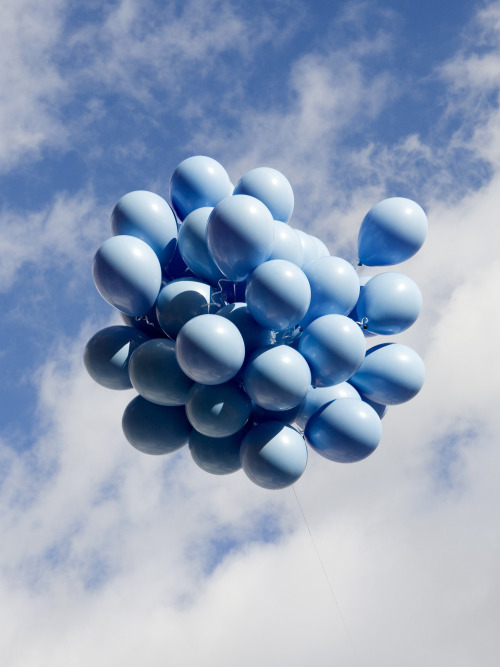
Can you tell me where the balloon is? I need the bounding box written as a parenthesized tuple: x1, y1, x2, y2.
(128, 338, 194, 405)
(156, 278, 214, 339)
(358, 197, 428, 266)
(233, 167, 294, 223)
(189, 429, 244, 475)
(176, 314, 245, 385)
(295, 229, 321, 267)
(348, 275, 376, 338)
(301, 256, 360, 327)
(93, 235, 162, 317)
(206, 194, 275, 282)
(122, 396, 191, 455)
(169, 155, 233, 221)
(299, 314, 366, 387)
(120, 304, 165, 338)
(269, 220, 303, 265)
(349, 342, 425, 405)
(305, 398, 381, 463)
(84, 325, 150, 389)
(243, 345, 311, 411)
(360, 394, 387, 419)
(240, 422, 307, 489)
(110, 190, 177, 267)
(177, 207, 226, 285)
(185, 381, 252, 437)
(251, 402, 303, 425)
(163, 239, 196, 281)
(310, 235, 329, 258)
(355, 272, 422, 334)
(217, 302, 274, 358)
(293, 382, 361, 432)
(245, 259, 311, 331)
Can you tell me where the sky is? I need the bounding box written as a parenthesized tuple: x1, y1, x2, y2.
(0, 0, 499, 665)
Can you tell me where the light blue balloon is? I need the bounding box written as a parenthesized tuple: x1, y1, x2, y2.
(169, 155, 233, 221)
(84, 325, 150, 389)
(310, 235, 330, 258)
(206, 194, 275, 282)
(359, 394, 388, 419)
(128, 338, 194, 405)
(240, 422, 307, 489)
(355, 272, 422, 334)
(156, 278, 215, 339)
(189, 429, 245, 475)
(245, 259, 311, 331)
(185, 381, 252, 437)
(348, 275, 376, 338)
(299, 314, 366, 387)
(305, 398, 381, 463)
(269, 220, 303, 265)
(358, 197, 428, 266)
(293, 382, 361, 432)
(92, 235, 162, 317)
(177, 207, 226, 286)
(233, 167, 294, 223)
(176, 314, 245, 385)
(349, 342, 425, 405)
(122, 396, 191, 455)
(301, 256, 360, 327)
(111, 190, 177, 268)
(243, 345, 311, 411)
(217, 302, 274, 358)
(295, 229, 321, 267)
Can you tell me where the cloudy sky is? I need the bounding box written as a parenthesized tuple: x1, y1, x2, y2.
(1, 0, 499, 665)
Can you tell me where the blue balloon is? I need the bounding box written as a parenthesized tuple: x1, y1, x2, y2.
(355, 272, 422, 334)
(92, 235, 162, 317)
(233, 167, 294, 223)
(217, 302, 274, 358)
(122, 396, 191, 455)
(163, 239, 196, 281)
(251, 402, 303, 425)
(299, 314, 366, 387)
(348, 275, 376, 338)
(206, 194, 275, 282)
(305, 398, 381, 463)
(120, 307, 165, 339)
(84, 325, 150, 389)
(295, 229, 321, 267)
(269, 220, 303, 265)
(185, 381, 252, 437)
(359, 394, 388, 419)
(156, 278, 215, 339)
(358, 197, 428, 266)
(169, 155, 233, 221)
(111, 190, 177, 268)
(189, 429, 245, 475)
(349, 342, 425, 405)
(293, 382, 361, 432)
(301, 256, 360, 327)
(177, 207, 226, 285)
(176, 314, 245, 385)
(245, 259, 311, 331)
(310, 235, 330, 258)
(243, 345, 311, 411)
(240, 422, 307, 489)
(128, 338, 194, 405)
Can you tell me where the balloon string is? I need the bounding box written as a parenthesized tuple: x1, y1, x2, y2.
(291, 485, 362, 667)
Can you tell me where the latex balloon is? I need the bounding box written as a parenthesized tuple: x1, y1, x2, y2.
(185, 381, 252, 437)
(349, 342, 425, 405)
(299, 314, 366, 387)
(251, 402, 303, 425)
(176, 314, 245, 385)
(189, 429, 244, 475)
(169, 155, 233, 221)
(233, 167, 294, 223)
(93, 235, 162, 317)
(293, 382, 361, 432)
(355, 272, 422, 334)
(269, 220, 303, 265)
(206, 194, 275, 282)
(217, 302, 274, 358)
(305, 398, 381, 463)
(295, 229, 320, 267)
(359, 394, 388, 419)
(348, 275, 376, 338)
(84, 325, 150, 389)
(358, 197, 428, 266)
(243, 345, 311, 411)
(301, 256, 360, 327)
(163, 240, 196, 281)
(310, 235, 329, 258)
(120, 304, 165, 338)
(240, 422, 307, 489)
(177, 207, 226, 285)
(156, 278, 214, 339)
(110, 190, 177, 267)
(245, 259, 311, 331)
(128, 338, 194, 405)
(122, 396, 191, 455)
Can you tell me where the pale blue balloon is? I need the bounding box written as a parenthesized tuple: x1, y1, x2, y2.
(156, 278, 215, 339)
(122, 396, 191, 455)
(128, 338, 194, 405)
(358, 197, 428, 266)
(293, 382, 361, 432)
(84, 325, 150, 389)
(355, 272, 422, 334)
(348, 275, 376, 338)
(233, 167, 294, 223)
(240, 422, 307, 489)
(176, 314, 245, 385)
(269, 220, 303, 265)
(305, 398, 381, 463)
(93, 235, 162, 317)
(349, 342, 425, 404)
(111, 190, 177, 267)
(359, 394, 388, 419)
(206, 194, 275, 282)
(217, 302, 274, 358)
(185, 381, 252, 437)
(245, 259, 311, 331)
(177, 207, 226, 285)
(189, 429, 244, 475)
(295, 229, 320, 267)
(243, 345, 311, 411)
(169, 155, 233, 221)
(299, 314, 366, 387)
(310, 235, 330, 258)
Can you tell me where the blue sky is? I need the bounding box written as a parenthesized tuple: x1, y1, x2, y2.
(1, 1, 500, 665)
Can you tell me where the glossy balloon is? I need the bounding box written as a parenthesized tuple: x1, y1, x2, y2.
(189, 429, 244, 475)
(359, 394, 388, 419)
(185, 381, 252, 437)
(177, 207, 226, 285)
(348, 275, 376, 338)
(310, 235, 329, 258)
(217, 302, 274, 358)
(295, 229, 320, 267)
(293, 382, 361, 432)
(156, 278, 214, 339)
(233, 167, 294, 223)
(120, 307, 165, 338)
(122, 396, 191, 455)
(269, 220, 303, 265)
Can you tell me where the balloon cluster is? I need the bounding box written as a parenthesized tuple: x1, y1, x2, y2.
(85, 156, 427, 490)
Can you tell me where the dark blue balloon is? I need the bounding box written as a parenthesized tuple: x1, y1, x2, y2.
(122, 396, 191, 455)
(185, 381, 252, 437)
(189, 429, 245, 475)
